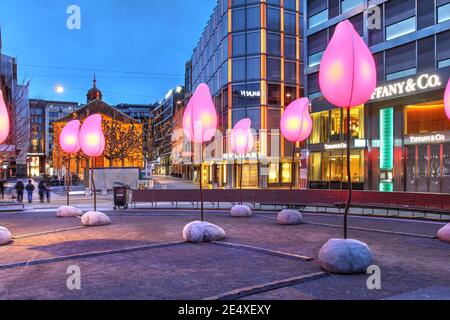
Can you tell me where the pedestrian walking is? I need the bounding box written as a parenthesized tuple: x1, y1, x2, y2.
(25, 179, 35, 203)
(46, 184, 51, 203)
(15, 180, 25, 203)
(38, 181, 46, 203)
(0, 180, 5, 200)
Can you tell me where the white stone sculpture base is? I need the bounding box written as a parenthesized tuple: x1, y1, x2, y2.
(81, 211, 111, 227)
(0, 226, 12, 246)
(319, 238, 374, 274)
(183, 221, 226, 243)
(230, 205, 252, 218)
(437, 224, 450, 243)
(57, 206, 83, 218)
(277, 209, 304, 225)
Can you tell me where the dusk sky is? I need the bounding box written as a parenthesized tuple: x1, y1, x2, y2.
(0, 0, 216, 105)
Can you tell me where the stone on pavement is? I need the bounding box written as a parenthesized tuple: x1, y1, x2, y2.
(230, 205, 252, 218)
(437, 224, 450, 243)
(0, 226, 12, 246)
(57, 206, 83, 218)
(319, 238, 374, 274)
(81, 211, 111, 226)
(277, 209, 304, 225)
(183, 221, 226, 243)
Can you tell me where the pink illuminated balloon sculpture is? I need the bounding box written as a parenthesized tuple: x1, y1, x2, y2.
(59, 120, 81, 205)
(0, 90, 10, 145)
(80, 114, 105, 211)
(319, 20, 377, 239)
(280, 98, 313, 201)
(182, 84, 218, 221)
(230, 118, 254, 205)
(445, 79, 450, 120)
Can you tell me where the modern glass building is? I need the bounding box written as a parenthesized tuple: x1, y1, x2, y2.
(304, 0, 450, 193)
(186, 0, 305, 189)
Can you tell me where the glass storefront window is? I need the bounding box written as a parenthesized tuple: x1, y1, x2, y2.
(281, 163, 292, 184)
(268, 163, 279, 184)
(405, 100, 450, 134)
(310, 111, 330, 144)
(344, 105, 364, 140)
(309, 150, 364, 183)
(330, 109, 342, 142)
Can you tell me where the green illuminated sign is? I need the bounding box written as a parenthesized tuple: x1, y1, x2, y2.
(380, 108, 394, 170)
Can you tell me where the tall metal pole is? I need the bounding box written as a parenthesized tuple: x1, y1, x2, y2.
(91, 157, 97, 212)
(239, 157, 243, 206)
(289, 142, 296, 208)
(199, 145, 204, 222)
(66, 154, 71, 206)
(344, 107, 352, 240)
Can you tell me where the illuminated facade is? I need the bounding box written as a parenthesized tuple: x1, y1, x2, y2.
(304, 0, 450, 193)
(186, 0, 305, 188)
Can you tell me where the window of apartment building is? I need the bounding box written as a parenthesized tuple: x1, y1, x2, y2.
(284, 86, 297, 105)
(268, 84, 281, 105)
(284, 11, 296, 35)
(328, 0, 340, 19)
(417, 36, 435, 72)
(341, 0, 363, 13)
(247, 5, 260, 29)
(233, 33, 245, 57)
(385, 0, 416, 41)
(285, 36, 296, 60)
(267, 7, 281, 31)
(437, 30, 450, 68)
(284, 0, 296, 11)
(247, 31, 261, 54)
(307, 72, 320, 96)
(417, 0, 435, 29)
(307, 29, 327, 67)
(373, 52, 385, 82)
(308, 0, 327, 28)
(246, 57, 260, 80)
(438, 2, 450, 23)
(285, 61, 297, 84)
(385, 42, 417, 81)
(349, 13, 364, 36)
(267, 32, 281, 56)
(233, 8, 246, 32)
(247, 108, 261, 130)
(232, 84, 246, 108)
(267, 0, 281, 6)
(232, 58, 246, 82)
(267, 58, 281, 81)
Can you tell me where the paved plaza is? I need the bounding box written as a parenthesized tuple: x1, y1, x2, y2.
(0, 207, 449, 300)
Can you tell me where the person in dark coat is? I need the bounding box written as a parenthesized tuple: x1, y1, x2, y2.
(0, 180, 5, 200)
(38, 181, 46, 203)
(25, 180, 35, 203)
(15, 180, 25, 203)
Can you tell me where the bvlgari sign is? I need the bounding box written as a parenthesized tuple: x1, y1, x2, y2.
(370, 69, 449, 102)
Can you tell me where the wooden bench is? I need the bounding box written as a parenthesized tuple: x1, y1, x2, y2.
(131, 189, 450, 220)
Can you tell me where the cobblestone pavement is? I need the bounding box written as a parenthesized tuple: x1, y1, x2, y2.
(0, 209, 448, 300)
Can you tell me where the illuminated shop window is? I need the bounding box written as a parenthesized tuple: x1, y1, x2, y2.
(268, 163, 279, 184)
(281, 163, 292, 184)
(405, 100, 450, 135)
(310, 150, 364, 183)
(310, 111, 330, 144)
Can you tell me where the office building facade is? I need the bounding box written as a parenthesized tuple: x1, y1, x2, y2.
(304, 0, 450, 193)
(187, 0, 305, 189)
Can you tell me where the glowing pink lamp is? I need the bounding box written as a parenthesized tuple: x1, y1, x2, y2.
(280, 98, 313, 201)
(182, 83, 218, 221)
(319, 20, 377, 239)
(80, 114, 105, 211)
(230, 119, 254, 205)
(445, 79, 450, 120)
(59, 120, 81, 205)
(0, 90, 10, 145)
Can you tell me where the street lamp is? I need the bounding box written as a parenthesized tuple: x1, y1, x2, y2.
(80, 114, 105, 212)
(230, 118, 254, 217)
(55, 85, 64, 94)
(59, 120, 81, 206)
(318, 20, 377, 274)
(182, 83, 225, 243)
(278, 98, 312, 225)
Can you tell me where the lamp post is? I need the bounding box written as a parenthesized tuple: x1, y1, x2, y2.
(59, 120, 81, 206)
(182, 84, 225, 243)
(80, 114, 105, 212)
(277, 98, 312, 225)
(229, 119, 254, 217)
(317, 20, 377, 274)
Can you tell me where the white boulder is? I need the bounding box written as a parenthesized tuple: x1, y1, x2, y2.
(57, 206, 83, 218)
(319, 238, 374, 274)
(183, 221, 226, 243)
(0, 226, 12, 246)
(437, 224, 450, 243)
(230, 205, 252, 218)
(81, 211, 111, 227)
(277, 209, 304, 225)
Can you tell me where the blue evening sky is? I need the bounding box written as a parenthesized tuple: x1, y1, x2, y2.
(0, 0, 216, 105)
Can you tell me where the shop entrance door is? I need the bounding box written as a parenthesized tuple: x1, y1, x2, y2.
(406, 144, 442, 193)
